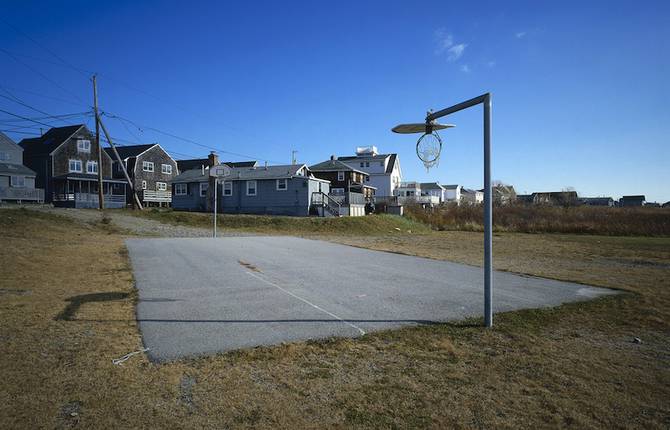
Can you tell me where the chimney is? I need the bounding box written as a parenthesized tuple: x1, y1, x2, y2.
(330, 155, 337, 161)
(264, 161, 268, 170)
(208, 151, 219, 167)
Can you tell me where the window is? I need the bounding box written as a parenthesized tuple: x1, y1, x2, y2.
(365, 162, 370, 167)
(68, 159, 82, 173)
(77, 139, 91, 153)
(276, 178, 287, 191)
(337, 171, 345, 181)
(156, 182, 167, 191)
(175, 183, 187, 195)
(0, 152, 9, 161)
(10, 176, 25, 187)
(86, 161, 98, 174)
(141, 180, 147, 190)
(161, 164, 172, 175)
(199, 182, 208, 197)
(331, 188, 344, 195)
(223, 181, 232, 196)
(142, 161, 154, 172)
(246, 180, 257, 196)
(359, 162, 364, 167)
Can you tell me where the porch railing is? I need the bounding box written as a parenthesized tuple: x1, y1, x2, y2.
(142, 190, 172, 202)
(0, 187, 44, 202)
(53, 193, 125, 203)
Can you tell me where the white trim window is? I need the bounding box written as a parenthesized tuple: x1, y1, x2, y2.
(175, 183, 187, 196)
(331, 188, 345, 195)
(199, 182, 208, 197)
(156, 182, 167, 191)
(142, 161, 154, 172)
(223, 181, 232, 196)
(161, 164, 172, 175)
(10, 175, 25, 187)
(141, 180, 147, 190)
(77, 139, 91, 153)
(276, 178, 287, 191)
(68, 159, 82, 173)
(0, 152, 9, 161)
(337, 171, 345, 181)
(246, 180, 257, 196)
(86, 160, 98, 174)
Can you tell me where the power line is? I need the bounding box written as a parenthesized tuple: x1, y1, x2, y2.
(102, 111, 284, 164)
(0, 87, 87, 126)
(0, 47, 84, 102)
(0, 108, 63, 129)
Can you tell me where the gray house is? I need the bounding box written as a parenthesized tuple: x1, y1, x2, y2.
(172, 163, 330, 216)
(0, 132, 44, 203)
(19, 125, 126, 208)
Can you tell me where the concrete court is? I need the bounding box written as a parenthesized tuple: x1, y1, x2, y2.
(125, 236, 616, 362)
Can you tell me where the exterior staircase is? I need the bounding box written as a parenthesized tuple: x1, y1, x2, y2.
(311, 191, 341, 217)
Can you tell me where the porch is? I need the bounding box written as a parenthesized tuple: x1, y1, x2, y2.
(52, 175, 127, 209)
(0, 187, 45, 203)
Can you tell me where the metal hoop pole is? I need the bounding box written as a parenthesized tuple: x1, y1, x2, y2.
(425, 93, 493, 328)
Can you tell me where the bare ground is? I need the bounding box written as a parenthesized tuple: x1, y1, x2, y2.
(1, 208, 669, 429)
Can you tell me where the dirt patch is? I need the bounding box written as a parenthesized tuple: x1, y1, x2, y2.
(238, 260, 261, 272)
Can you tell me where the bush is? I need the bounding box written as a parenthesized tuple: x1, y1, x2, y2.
(405, 204, 670, 236)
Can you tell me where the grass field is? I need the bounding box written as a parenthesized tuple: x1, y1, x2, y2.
(1, 208, 669, 428)
(406, 204, 670, 236)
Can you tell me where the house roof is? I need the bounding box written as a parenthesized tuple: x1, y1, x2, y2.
(104, 144, 156, 160)
(176, 158, 209, 172)
(0, 161, 36, 176)
(443, 184, 461, 190)
(19, 125, 85, 156)
(0, 131, 21, 151)
(621, 195, 645, 200)
(172, 164, 321, 184)
(309, 159, 367, 174)
(420, 182, 445, 190)
(226, 161, 258, 168)
(337, 153, 398, 174)
(172, 168, 209, 183)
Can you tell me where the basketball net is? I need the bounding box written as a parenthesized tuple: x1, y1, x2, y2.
(416, 132, 442, 172)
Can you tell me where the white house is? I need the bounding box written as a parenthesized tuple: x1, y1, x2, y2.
(420, 182, 446, 203)
(461, 188, 483, 205)
(397, 181, 439, 206)
(444, 184, 463, 204)
(337, 146, 402, 197)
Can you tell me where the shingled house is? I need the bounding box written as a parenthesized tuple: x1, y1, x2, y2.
(19, 125, 126, 208)
(0, 132, 43, 203)
(104, 143, 178, 207)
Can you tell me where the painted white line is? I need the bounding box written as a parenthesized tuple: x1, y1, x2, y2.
(244, 271, 366, 336)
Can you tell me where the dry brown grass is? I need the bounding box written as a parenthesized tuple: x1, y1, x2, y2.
(406, 204, 670, 236)
(1, 208, 669, 429)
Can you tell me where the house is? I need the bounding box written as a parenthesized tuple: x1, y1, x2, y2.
(309, 156, 375, 216)
(579, 197, 614, 207)
(397, 182, 439, 206)
(19, 125, 126, 208)
(420, 182, 446, 203)
(309, 156, 375, 198)
(176, 157, 257, 172)
(337, 146, 402, 199)
(104, 143, 178, 207)
(172, 163, 331, 216)
(0, 132, 44, 203)
(478, 184, 516, 205)
(461, 188, 483, 205)
(520, 191, 579, 206)
(619, 195, 645, 207)
(443, 184, 463, 204)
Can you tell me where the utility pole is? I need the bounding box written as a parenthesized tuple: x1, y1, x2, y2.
(291, 150, 298, 165)
(92, 74, 104, 210)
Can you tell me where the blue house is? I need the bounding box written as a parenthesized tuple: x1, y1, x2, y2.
(172, 163, 331, 216)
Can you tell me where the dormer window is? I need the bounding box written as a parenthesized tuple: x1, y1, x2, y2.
(77, 139, 91, 153)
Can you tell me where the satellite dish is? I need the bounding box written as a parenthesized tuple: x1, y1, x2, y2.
(392, 122, 455, 134)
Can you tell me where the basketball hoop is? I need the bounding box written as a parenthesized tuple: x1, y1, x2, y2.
(416, 131, 442, 171)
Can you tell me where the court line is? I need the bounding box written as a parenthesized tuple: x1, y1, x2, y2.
(244, 270, 366, 336)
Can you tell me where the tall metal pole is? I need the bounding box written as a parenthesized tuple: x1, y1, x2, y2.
(483, 94, 493, 327)
(213, 178, 217, 238)
(93, 75, 104, 209)
(424, 92, 493, 327)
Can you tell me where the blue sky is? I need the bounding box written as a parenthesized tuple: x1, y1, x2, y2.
(2, 0, 669, 201)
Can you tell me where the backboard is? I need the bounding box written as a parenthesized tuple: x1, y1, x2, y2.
(210, 165, 231, 177)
